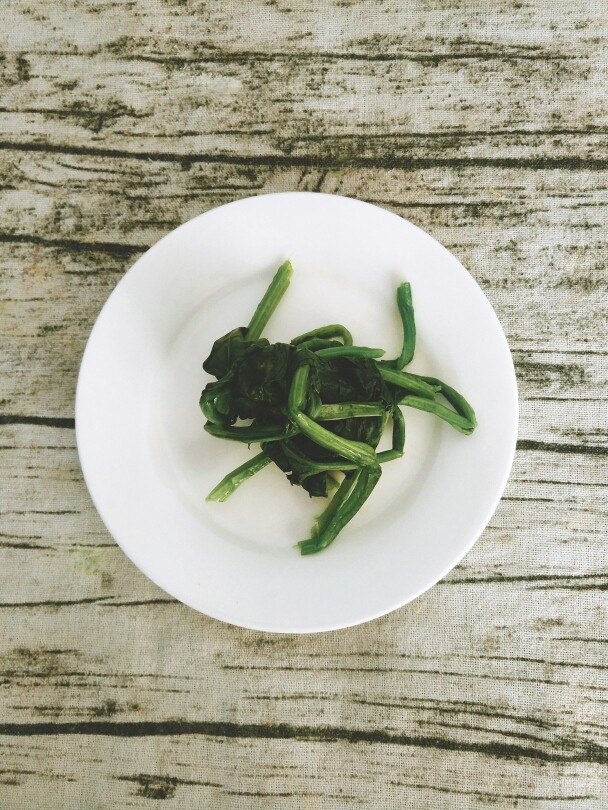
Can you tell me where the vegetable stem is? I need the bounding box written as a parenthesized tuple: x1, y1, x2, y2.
(293, 338, 342, 352)
(378, 366, 439, 399)
(375, 406, 405, 462)
(316, 346, 385, 359)
(420, 376, 477, 430)
(386, 282, 416, 369)
(310, 472, 359, 540)
(391, 405, 406, 454)
(206, 452, 271, 502)
(314, 402, 387, 420)
(292, 411, 378, 467)
(287, 363, 311, 415)
(246, 260, 293, 340)
(199, 391, 222, 424)
(306, 391, 323, 420)
(204, 421, 299, 443)
(400, 395, 475, 434)
(199, 373, 237, 424)
(291, 324, 353, 346)
(282, 441, 358, 475)
(299, 465, 382, 554)
(377, 449, 402, 462)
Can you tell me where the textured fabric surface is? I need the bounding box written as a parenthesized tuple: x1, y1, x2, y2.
(0, 1, 607, 807)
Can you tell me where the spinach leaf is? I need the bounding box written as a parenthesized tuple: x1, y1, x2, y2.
(203, 327, 269, 379)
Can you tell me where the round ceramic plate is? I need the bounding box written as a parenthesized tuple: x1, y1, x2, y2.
(76, 192, 518, 633)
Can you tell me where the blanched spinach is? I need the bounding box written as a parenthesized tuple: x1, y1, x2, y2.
(201, 260, 476, 554)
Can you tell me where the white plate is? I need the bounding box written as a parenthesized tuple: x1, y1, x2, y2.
(76, 192, 518, 633)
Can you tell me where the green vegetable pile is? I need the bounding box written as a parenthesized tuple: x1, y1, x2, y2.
(200, 260, 476, 554)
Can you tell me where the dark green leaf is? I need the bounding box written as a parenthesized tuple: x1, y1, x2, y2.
(202, 327, 269, 379)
